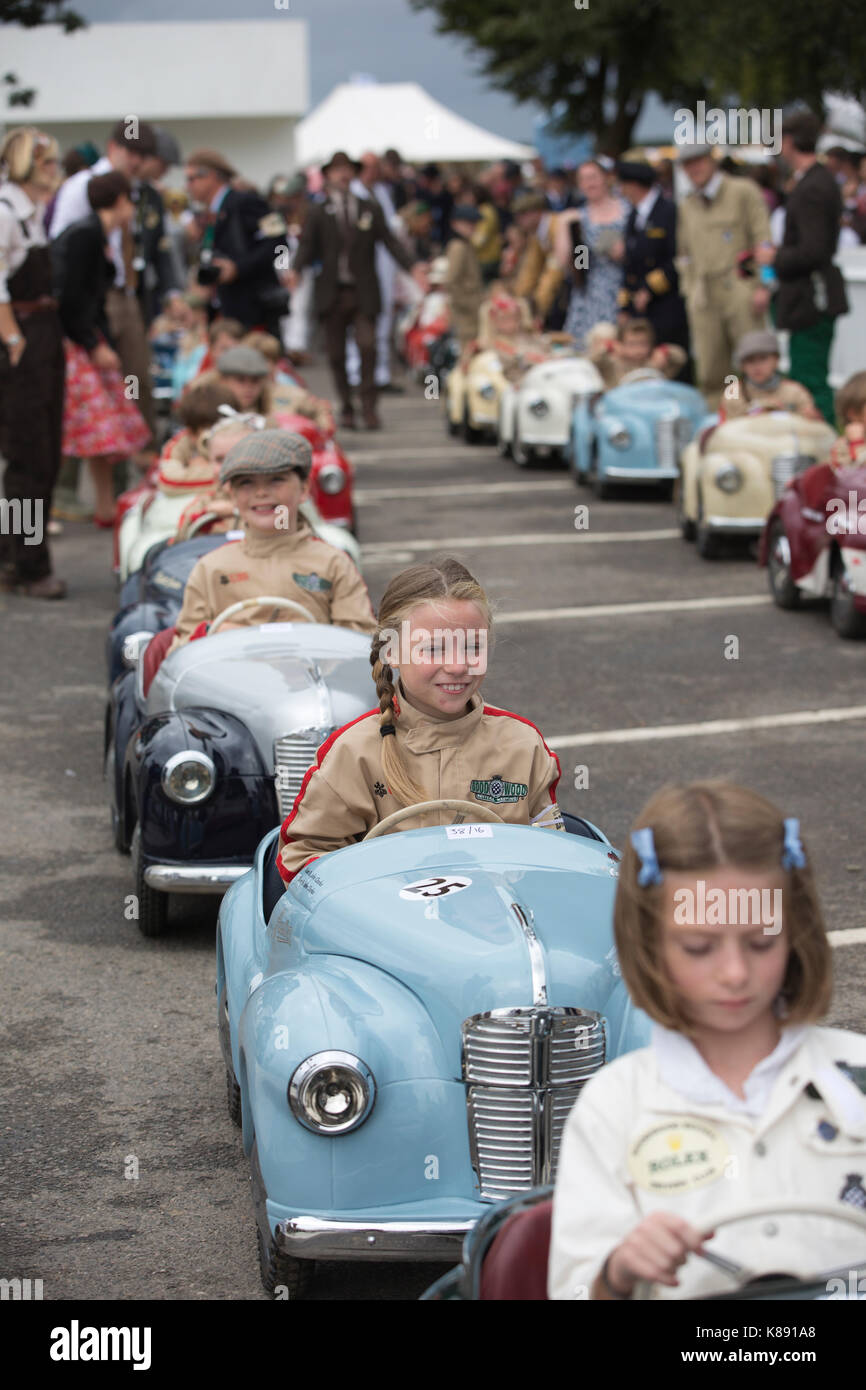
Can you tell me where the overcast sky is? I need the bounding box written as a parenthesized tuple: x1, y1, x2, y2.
(71, 0, 546, 143)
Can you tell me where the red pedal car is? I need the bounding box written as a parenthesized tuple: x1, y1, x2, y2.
(760, 461, 866, 639)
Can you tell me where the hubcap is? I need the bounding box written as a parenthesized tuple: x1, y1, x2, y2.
(771, 532, 791, 582)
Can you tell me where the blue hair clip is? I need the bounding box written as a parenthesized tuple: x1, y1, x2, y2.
(781, 817, 806, 871)
(631, 827, 663, 887)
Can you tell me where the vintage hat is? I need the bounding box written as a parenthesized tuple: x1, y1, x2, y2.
(512, 192, 547, 215)
(322, 150, 359, 175)
(154, 129, 181, 168)
(419, 162, 442, 180)
(219, 429, 312, 485)
(677, 143, 715, 163)
(451, 203, 482, 224)
(616, 160, 655, 187)
(216, 346, 271, 379)
(734, 330, 780, 366)
(186, 147, 238, 179)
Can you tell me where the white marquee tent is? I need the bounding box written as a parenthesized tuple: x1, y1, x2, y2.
(297, 80, 534, 167)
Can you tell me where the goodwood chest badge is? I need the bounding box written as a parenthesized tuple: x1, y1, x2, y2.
(470, 772, 528, 804)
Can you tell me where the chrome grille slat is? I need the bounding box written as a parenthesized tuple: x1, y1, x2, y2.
(463, 1007, 605, 1199)
(273, 731, 329, 820)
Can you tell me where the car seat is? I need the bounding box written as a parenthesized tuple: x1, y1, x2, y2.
(141, 626, 176, 697)
(479, 1198, 553, 1300)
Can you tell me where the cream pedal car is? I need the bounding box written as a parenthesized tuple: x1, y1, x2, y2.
(679, 410, 837, 559)
(498, 356, 605, 469)
(446, 348, 512, 444)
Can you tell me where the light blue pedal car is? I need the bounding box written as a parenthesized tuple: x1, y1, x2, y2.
(569, 369, 710, 499)
(216, 803, 650, 1298)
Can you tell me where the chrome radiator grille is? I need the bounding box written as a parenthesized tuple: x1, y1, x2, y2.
(273, 730, 329, 820)
(462, 1007, 605, 1200)
(771, 453, 814, 500)
(655, 417, 694, 471)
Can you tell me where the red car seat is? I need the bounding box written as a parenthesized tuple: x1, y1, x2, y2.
(479, 1198, 553, 1300)
(141, 626, 176, 696)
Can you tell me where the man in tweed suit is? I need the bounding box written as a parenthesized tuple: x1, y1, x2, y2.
(289, 151, 428, 430)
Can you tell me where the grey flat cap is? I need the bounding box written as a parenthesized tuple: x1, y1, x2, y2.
(677, 144, 715, 163)
(734, 330, 780, 366)
(216, 346, 271, 378)
(219, 429, 312, 485)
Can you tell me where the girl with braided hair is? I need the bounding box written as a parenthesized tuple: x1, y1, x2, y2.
(277, 556, 563, 884)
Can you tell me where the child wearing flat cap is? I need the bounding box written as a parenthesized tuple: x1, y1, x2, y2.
(168, 429, 375, 649)
(722, 330, 820, 421)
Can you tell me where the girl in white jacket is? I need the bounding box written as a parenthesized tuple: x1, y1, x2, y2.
(549, 780, 866, 1301)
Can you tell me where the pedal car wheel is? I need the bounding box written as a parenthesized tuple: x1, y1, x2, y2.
(591, 459, 613, 501)
(512, 423, 534, 469)
(696, 496, 722, 559)
(226, 1066, 242, 1127)
(105, 735, 129, 854)
(767, 520, 800, 609)
(131, 825, 169, 938)
(445, 406, 460, 438)
(830, 563, 866, 639)
(497, 408, 512, 459)
(462, 404, 482, 445)
(256, 1223, 315, 1301)
(677, 477, 696, 541)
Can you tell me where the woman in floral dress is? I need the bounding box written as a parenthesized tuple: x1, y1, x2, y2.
(557, 161, 629, 351)
(51, 170, 150, 524)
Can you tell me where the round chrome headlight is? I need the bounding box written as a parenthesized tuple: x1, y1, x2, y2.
(122, 630, 155, 670)
(608, 427, 631, 450)
(715, 464, 743, 493)
(289, 1051, 376, 1135)
(161, 750, 216, 805)
(528, 397, 549, 417)
(315, 463, 346, 495)
(477, 382, 495, 400)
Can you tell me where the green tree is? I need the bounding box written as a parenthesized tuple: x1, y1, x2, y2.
(410, 0, 866, 152)
(2, 0, 86, 107)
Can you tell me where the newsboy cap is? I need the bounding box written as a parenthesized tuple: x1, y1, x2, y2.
(186, 147, 237, 179)
(512, 192, 548, 215)
(616, 160, 655, 187)
(219, 430, 312, 485)
(734, 330, 780, 366)
(451, 203, 482, 224)
(322, 150, 358, 175)
(677, 143, 715, 163)
(216, 346, 271, 378)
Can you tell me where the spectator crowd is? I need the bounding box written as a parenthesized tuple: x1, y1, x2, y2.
(0, 109, 859, 595)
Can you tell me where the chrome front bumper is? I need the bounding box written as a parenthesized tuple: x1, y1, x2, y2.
(143, 864, 250, 894)
(705, 515, 766, 533)
(603, 465, 678, 481)
(275, 1215, 475, 1262)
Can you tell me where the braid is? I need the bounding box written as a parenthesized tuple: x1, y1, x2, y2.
(369, 630, 425, 806)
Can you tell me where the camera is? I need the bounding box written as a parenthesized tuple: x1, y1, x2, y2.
(197, 248, 220, 286)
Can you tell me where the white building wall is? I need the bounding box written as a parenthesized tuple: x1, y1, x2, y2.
(32, 117, 299, 190)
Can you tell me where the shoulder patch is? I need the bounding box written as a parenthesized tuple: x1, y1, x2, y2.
(259, 212, 287, 237)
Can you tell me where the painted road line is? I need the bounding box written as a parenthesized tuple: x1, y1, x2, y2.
(355, 479, 574, 502)
(350, 446, 499, 462)
(362, 527, 680, 555)
(829, 928, 866, 947)
(547, 704, 866, 750)
(496, 594, 769, 624)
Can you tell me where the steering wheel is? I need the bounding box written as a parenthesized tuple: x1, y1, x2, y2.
(364, 798, 504, 840)
(209, 594, 317, 633)
(186, 510, 226, 539)
(637, 1199, 866, 1298)
(619, 367, 664, 385)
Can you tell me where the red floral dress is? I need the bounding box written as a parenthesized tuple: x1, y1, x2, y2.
(61, 339, 151, 458)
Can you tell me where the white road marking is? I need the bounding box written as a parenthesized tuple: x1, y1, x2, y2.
(548, 704, 866, 749)
(497, 594, 769, 624)
(828, 928, 866, 947)
(362, 527, 679, 555)
(356, 479, 573, 502)
(350, 446, 498, 463)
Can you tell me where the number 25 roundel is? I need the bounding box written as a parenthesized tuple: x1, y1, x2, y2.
(399, 875, 472, 900)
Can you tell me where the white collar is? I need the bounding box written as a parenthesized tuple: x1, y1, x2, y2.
(0, 181, 38, 219)
(652, 1023, 808, 1117)
(635, 187, 658, 224)
(698, 171, 723, 202)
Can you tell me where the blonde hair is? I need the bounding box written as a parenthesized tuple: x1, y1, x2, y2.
(836, 370, 866, 426)
(614, 781, 832, 1033)
(371, 558, 492, 807)
(0, 127, 60, 187)
(243, 330, 282, 364)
